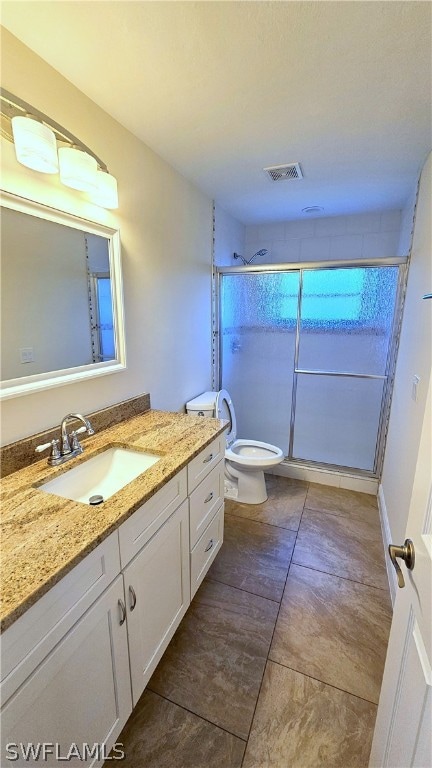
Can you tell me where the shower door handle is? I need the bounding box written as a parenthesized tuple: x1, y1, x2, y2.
(388, 539, 415, 588)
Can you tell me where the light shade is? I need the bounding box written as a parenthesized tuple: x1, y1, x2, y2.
(58, 147, 98, 193)
(92, 170, 119, 209)
(11, 116, 58, 174)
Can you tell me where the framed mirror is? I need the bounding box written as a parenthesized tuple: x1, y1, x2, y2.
(0, 191, 126, 399)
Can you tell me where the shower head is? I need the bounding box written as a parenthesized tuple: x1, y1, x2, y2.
(233, 249, 268, 265)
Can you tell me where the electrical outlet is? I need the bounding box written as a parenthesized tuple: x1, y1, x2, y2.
(412, 375, 420, 402)
(20, 347, 34, 363)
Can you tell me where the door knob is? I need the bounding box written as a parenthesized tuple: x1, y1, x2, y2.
(388, 539, 415, 588)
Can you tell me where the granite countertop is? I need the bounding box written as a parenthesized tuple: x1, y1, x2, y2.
(0, 409, 227, 633)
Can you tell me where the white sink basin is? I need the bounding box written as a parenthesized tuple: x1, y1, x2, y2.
(38, 447, 160, 504)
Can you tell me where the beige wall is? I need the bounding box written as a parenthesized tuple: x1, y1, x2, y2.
(381, 152, 432, 543)
(0, 29, 213, 444)
(213, 203, 245, 266)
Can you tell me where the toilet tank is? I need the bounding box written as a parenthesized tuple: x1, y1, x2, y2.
(186, 391, 217, 418)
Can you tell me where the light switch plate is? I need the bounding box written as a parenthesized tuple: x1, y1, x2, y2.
(19, 347, 34, 363)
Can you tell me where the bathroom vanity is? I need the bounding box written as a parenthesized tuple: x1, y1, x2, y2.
(0, 410, 227, 766)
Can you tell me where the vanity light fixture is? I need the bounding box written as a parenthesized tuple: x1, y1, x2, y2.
(58, 146, 98, 193)
(93, 169, 119, 210)
(1, 89, 118, 209)
(11, 115, 59, 174)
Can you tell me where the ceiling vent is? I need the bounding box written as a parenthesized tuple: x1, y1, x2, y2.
(263, 163, 303, 182)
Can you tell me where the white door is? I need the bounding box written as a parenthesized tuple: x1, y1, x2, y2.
(124, 499, 190, 706)
(1, 576, 132, 768)
(369, 371, 431, 767)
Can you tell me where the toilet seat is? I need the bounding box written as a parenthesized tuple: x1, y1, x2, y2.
(216, 389, 284, 467)
(226, 439, 284, 468)
(215, 389, 237, 446)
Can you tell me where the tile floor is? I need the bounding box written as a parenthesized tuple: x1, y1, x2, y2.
(115, 476, 393, 768)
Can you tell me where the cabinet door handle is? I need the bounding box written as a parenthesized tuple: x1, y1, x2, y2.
(204, 492, 214, 503)
(129, 585, 137, 611)
(205, 538, 214, 553)
(203, 453, 213, 464)
(118, 599, 126, 626)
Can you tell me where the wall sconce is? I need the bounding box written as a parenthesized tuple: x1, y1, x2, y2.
(1, 89, 118, 209)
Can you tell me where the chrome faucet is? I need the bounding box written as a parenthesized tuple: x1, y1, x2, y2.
(60, 413, 94, 455)
(35, 413, 95, 466)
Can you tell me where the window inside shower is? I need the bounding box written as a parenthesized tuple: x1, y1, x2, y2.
(217, 263, 404, 476)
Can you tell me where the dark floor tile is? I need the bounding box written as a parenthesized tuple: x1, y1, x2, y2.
(293, 508, 388, 589)
(148, 579, 279, 740)
(208, 514, 295, 601)
(243, 662, 377, 768)
(116, 689, 245, 768)
(269, 564, 392, 703)
(226, 475, 308, 531)
(306, 483, 379, 524)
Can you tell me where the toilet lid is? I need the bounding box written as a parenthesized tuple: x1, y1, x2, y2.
(216, 389, 237, 447)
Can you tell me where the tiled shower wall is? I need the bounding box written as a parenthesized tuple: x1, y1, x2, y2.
(242, 210, 402, 265)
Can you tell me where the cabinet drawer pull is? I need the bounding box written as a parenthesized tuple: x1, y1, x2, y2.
(204, 492, 214, 504)
(205, 538, 214, 553)
(118, 599, 126, 626)
(203, 453, 213, 464)
(129, 585, 137, 611)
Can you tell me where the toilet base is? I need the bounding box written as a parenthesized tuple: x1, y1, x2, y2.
(224, 478, 239, 500)
(224, 465, 268, 505)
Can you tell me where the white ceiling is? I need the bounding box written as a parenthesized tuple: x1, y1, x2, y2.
(1, 1, 431, 224)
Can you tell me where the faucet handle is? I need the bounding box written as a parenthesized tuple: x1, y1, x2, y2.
(70, 423, 93, 452)
(75, 426, 88, 435)
(70, 430, 84, 453)
(35, 439, 61, 463)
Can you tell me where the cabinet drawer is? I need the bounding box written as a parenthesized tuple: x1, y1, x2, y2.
(1, 531, 121, 705)
(190, 505, 224, 599)
(119, 469, 187, 568)
(189, 460, 224, 549)
(187, 435, 225, 493)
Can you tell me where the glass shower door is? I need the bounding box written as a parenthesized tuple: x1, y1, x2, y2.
(220, 272, 300, 455)
(292, 266, 399, 471)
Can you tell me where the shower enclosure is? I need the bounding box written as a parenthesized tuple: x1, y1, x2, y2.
(216, 259, 406, 476)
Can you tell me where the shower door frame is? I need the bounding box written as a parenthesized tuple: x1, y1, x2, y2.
(215, 257, 408, 479)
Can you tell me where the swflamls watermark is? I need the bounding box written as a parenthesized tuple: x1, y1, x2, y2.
(5, 742, 125, 762)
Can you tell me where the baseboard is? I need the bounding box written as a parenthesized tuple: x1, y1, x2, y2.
(378, 484, 397, 606)
(269, 461, 378, 495)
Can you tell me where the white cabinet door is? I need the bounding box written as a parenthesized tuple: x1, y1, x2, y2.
(124, 499, 190, 706)
(1, 576, 132, 768)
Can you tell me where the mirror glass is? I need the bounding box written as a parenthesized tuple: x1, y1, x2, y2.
(0, 193, 126, 399)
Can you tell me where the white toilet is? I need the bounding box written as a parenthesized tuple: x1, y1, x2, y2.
(186, 389, 284, 504)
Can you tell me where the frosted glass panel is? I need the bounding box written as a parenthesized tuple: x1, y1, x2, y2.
(298, 267, 399, 374)
(221, 273, 299, 455)
(293, 374, 385, 470)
